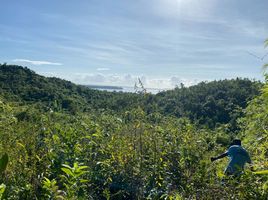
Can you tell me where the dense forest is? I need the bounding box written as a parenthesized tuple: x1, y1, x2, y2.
(0, 60, 268, 199)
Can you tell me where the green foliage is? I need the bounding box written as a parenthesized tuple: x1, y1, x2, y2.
(237, 39, 268, 198)
(254, 170, 268, 175)
(0, 184, 6, 200)
(0, 62, 267, 199)
(0, 154, 8, 174)
(42, 178, 64, 200)
(60, 162, 89, 199)
(0, 64, 261, 129)
(0, 64, 143, 114)
(154, 78, 261, 129)
(1, 100, 265, 199)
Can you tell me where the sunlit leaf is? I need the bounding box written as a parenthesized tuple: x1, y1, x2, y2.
(61, 167, 74, 177)
(0, 184, 6, 199)
(254, 170, 268, 175)
(79, 179, 89, 183)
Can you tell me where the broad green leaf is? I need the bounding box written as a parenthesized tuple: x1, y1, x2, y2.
(79, 179, 89, 183)
(92, 133, 101, 137)
(43, 177, 51, 185)
(253, 170, 268, 175)
(55, 195, 65, 200)
(62, 164, 73, 170)
(0, 184, 6, 199)
(75, 171, 88, 177)
(61, 167, 74, 177)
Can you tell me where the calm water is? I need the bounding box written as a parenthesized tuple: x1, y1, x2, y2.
(90, 86, 166, 94)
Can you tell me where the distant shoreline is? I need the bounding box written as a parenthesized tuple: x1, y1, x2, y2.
(83, 85, 165, 94)
(84, 85, 123, 90)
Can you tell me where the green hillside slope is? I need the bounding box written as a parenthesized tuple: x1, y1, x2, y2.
(0, 63, 268, 199)
(0, 64, 142, 113)
(0, 64, 261, 129)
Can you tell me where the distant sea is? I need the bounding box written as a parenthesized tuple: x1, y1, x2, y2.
(84, 85, 166, 94)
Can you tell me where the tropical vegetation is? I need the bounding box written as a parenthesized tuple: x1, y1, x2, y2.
(0, 39, 267, 199)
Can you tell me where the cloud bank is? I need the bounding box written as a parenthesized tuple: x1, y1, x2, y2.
(69, 73, 201, 89)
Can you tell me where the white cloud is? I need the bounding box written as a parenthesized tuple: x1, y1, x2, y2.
(69, 73, 201, 89)
(13, 59, 62, 66)
(72, 73, 136, 86)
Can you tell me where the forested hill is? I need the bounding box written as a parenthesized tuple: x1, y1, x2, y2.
(1, 64, 268, 199)
(0, 64, 262, 128)
(154, 79, 262, 128)
(0, 64, 142, 112)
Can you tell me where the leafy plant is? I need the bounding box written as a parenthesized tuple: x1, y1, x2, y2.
(61, 162, 89, 199)
(42, 177, 64, 200)
(0, 57, 268, 199)
(0, 184, 6, 200)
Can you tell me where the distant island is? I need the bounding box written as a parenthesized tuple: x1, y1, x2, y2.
(84, 85, 123, 90)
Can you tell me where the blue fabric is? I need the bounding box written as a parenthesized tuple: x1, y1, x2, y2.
(225, 145, 251, 175)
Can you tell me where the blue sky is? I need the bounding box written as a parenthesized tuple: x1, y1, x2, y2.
(1, 0, 268, 88)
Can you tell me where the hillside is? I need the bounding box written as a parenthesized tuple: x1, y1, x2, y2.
(0, 64, 262, 129)
(0, 64, 268, 199)
(0, 64, 142, 113)
(154, 78, 262, 129)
